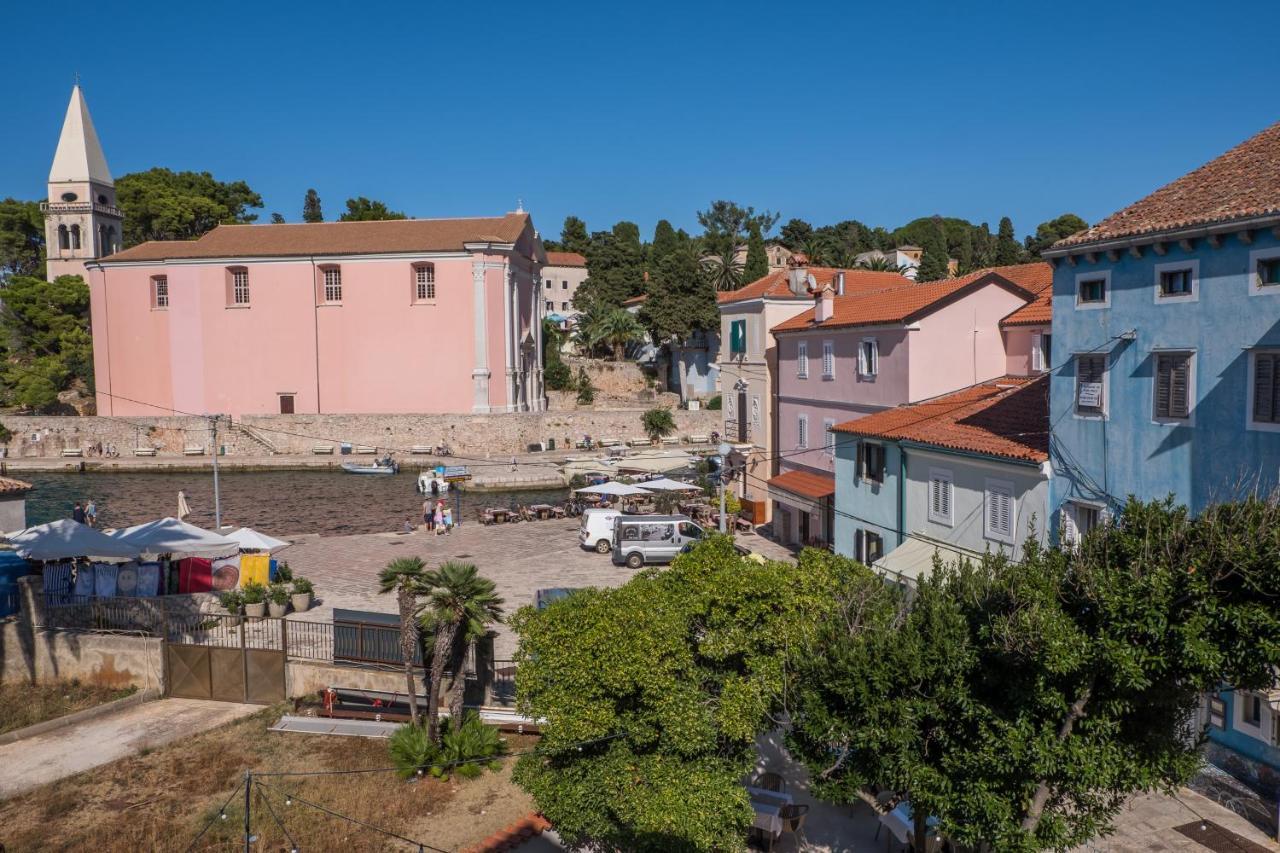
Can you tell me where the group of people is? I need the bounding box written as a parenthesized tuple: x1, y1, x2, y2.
(414, 498, 453, 535)
(71, 500, 98, 527)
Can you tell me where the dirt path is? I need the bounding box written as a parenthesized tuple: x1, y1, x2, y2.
(0, 697, 258, 798)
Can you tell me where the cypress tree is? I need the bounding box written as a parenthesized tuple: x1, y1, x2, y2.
(302, 189, 323, 223)
(916, 218, 951, 281)
(995, 216, 1023, 265)
(742, 222, 769, 283)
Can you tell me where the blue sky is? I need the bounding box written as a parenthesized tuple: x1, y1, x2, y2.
(4, 0, 1278, 242)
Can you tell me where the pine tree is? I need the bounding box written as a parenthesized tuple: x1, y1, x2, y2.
(743, 222, 768, 283)
(302, 189, 323, 223)
(916, 218, 951, 281)
(995, 216, 1023, 265)
(560, 216, 590, 255)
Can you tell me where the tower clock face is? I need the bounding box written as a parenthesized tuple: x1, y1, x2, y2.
(61, 192, 77, 202)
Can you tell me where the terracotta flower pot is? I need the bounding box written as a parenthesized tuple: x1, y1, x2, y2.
(291, 592, 312, 613)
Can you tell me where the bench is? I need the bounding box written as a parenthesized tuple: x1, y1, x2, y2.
(687, 434, 709, 445)
(311, 444, 334, 455)
(410, 445, 434, 455)
(133, 447, 157, 457)
(355, 445, 377, 455)
(60, 448, 83, 457)
(660, 436, 681, 446)
(183, 445, 205, 456)
(627, 436, 650, 447)
(598, 438, 622, 448)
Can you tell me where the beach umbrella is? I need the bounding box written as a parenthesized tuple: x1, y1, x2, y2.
(177, 490, 191, 521)
(225, 527, 291, 553)
(573, 481, 654, 497)
(7, 519, 142, 560)
(110, 517, 239, 558)
(634, 477, 701, 491)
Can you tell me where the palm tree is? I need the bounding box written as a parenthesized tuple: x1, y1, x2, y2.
(598, 308, 645, 361)
(856, 255, 910, 275)
(377, 556, 427, 725)
(705, 245, 744, 291)
(799, 234, 831, 267)
(417, 561, 504, 744)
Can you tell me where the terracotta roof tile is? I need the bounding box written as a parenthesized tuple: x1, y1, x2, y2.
(772, 263, 1046, 334)
(766, 469, 835, 500)
(0, 476, 32, 494)
(718, 267, 910, 305)
(832, 375, 1048, 463)
(1054, 121, 1280, 248)
(102, 214, 533, 263)
(999, 264, 1054, 327)
(544, 251, 587, 267)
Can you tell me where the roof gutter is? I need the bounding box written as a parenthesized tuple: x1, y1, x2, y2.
(1043, 213, 1280, 258)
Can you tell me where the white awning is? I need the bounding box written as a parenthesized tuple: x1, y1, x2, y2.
(873, 536, 984, 585)
(635, 477, 701, 492)
(225, 527, 291, 553)
(109, 517, 239, 558)
(7, 519, 142, 561)
(574, 481, 654, 497)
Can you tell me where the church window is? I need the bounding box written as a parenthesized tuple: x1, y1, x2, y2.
(58, 225, 69, 250)
(321, 266, 343, 303)
(413, 263, 436, 302)
(104, 226, 116, 256)
(69, 225, 81, 250)
(97, 194, 108, 204)
(226, 267, 250, 306)
(151, 276, 169, 309)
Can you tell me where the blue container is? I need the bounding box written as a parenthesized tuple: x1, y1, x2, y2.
(0, 551, 32, 618)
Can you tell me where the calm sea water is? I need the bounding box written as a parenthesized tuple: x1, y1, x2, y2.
(22, 470, 568, 536)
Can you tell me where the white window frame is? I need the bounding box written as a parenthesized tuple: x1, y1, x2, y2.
(823, 417, 836, 456)
(151, 276, 169, 310)
(1207, 695, 1226, 729)
(322, 267, 342, 303)
(797, 340, 809, 378)
(821, 340, 835, 379)
(797, 413, 809, 450)
(1246, 348, 1280, 433)
(983, 478, 1015, 545)
(927, 467, 953, 526)
(1248, 246, 1280, 297)
(1075, 270, 1110, 310)
(1151, 349, 1195, 426)
(1073, 352, 1108, 419)
(858, 338, 879, 378)
(1234, 691, 1268, 737)
(1153, 259, 1198, 304)
(1059, 499, 1106, 549)
(1031, 331, 1045, 372)
(414, 264, 436, 302)
(230, 269, 250, 306)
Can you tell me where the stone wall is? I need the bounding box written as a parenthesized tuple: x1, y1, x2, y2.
(0, 409, 721, 459)
(0, 622, 164, 691)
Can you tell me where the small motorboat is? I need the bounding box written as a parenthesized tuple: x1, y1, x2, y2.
(342, 460, 399, 475)
(417, 472, 451, 495)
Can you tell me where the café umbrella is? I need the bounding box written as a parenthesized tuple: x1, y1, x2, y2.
(7, 519, 142, 561)
(573, 481, 654, 497)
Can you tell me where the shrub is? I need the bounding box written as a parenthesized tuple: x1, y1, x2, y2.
(575, 368, 595, 405)
(240, 581, 267, 605)
(389, 723, 440, 779)
(274, 561, 294, 583)
(0, 421, 12, 444)
(267, 583, 289, 605)
(705, 395, 721, 411)
(545, 359, 572, 391)
(291, 577, 314, 595)
(642, 407, 676, 440)
(439, 713, 506, 777)
(568, 474, 587, 490)
(218, 590, 243, 614)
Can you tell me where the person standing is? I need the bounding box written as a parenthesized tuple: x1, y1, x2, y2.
(72, 502, 86, 524)
(434, 501, 445, 535)
(422, 498, 432, 528)
(85, 500, 98, 527)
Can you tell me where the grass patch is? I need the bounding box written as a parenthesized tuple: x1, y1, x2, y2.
(0, 704, 540, 852)
(0, 679, 137, 735)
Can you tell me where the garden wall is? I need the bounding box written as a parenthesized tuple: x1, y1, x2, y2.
(0, 622, 163, 692)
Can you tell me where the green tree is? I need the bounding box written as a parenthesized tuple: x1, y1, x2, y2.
(704, 244, 744, 292)
(512, 541, 854, 852)
(116, 168, 263, 246)
(697, 200, 778, 259)
(649, 219, 681, 271)
(598, 308, 645, 361)
(559, 216, 590, 255)
(377, 556, 427, 725)
(641, 407, 676, 441)
(778, 218, 813, 249)
(270, 212, 285, 224)
(789, 497, 1280, 852)
(1025, 213, 1088, 257)
(915, 217, 951, 281)
(339, 196, 407, 221)
(302, 188, 323, 223)
(575, 223, 646, 311)
(640, 243, 718, 401)
(0, 199, 45, 280)
(995, 216, 1024, 265)
(542, 319, 572, 391)
(742, 222, 768, 283)
(417, 562, 504, 743)
(0, 274, 94, 410)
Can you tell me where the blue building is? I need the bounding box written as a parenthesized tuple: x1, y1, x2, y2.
(1043, 120, 1280, 800)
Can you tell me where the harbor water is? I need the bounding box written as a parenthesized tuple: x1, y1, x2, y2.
(22, 470, 567, 536)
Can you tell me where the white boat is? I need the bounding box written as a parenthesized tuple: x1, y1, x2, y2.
(417, 473, 451, 495)
(342, 461, 399, 475)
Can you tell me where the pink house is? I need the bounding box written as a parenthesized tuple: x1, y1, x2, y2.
(88, 214, 546, 416)
(767, 262, 1050, 547)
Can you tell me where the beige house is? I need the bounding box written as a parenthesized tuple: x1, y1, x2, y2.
(717, 266, 909, 523)
(541, 251, 588, 322)
(731, 242, 795, 272)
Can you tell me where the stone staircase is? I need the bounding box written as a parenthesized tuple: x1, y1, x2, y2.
(230, 421, 279, 455)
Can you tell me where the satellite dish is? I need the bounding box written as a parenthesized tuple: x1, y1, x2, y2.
(717, 442, 732, 457)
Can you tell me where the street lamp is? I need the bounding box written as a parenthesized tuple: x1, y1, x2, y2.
(717, 442, 731, 534)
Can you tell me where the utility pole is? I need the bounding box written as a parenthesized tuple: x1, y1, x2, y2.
(717, 442, 730, 534)
(210, 415, 223, 529)
(243, 770, 252, 852)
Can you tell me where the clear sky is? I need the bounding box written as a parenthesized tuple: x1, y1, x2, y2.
(4, 0, 1278, 242)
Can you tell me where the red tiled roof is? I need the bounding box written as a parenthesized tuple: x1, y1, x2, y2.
(622, 294, 647, 306)
(766, 469, 835, 500)
(1054, 121, 1280, 249)
(832, 375, 1048, 463)
(545, 251, 587, 267)
(0, 476, 32, 494)
(998, 263, 1054, 327)
(101, 214, 533, 263)
(772, 263, 1044, 334)
(718, 267, 910, 305)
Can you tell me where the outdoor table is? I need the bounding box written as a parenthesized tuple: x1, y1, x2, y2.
(879, 801, 939, 848)
(745, 785, 793, 843)
(529, 504, 554, 520)
(488, 508, 511, 523)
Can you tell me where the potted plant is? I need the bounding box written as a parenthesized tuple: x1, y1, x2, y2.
(267, 582, 289, 618)
(218, 590, 244, 626)
(241, 581, 268, 619)
(274, 561, 294, 583)
(290, 577, 314, 613)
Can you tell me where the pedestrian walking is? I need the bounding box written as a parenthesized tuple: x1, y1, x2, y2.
(85, 500, 97, 527)
(72, 502, 86, 524)
(422, 498, 432, 528)
(433, 501, 445, 535)
(442, 505, 453, 532)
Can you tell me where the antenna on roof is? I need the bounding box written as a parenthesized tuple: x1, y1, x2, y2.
(73, 70, 81, 87)
(516, 198, 524, 214)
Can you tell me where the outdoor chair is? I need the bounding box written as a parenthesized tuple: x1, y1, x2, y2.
(780, 803, 809, 837)
(752, 771, 787, 793)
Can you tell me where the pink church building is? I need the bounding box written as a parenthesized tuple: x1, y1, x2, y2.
(88, 214, 547, 416)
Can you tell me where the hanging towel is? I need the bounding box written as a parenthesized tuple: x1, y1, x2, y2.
(268, 558, 278, 582)
(135, 562, 162, 597)
(178, 558, 213, 594)
(94, 563, 119, 598)
(72, 564, 96, 600)
(44, 561, 75, 604)
(116, 563, 139, 596)
(211, 556, 240, 591)
(239, 554, 270, 587)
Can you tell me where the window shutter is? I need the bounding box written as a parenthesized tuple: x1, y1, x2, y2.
(1059, 506, 1078, 546)
(1255, 354, 1277, 422)
(1170, 356, 1189, 418)
(940, 478, 950, 518)
(856, 441, 865, 479)
(858, 343, 867, 375)
(855, 529, 865, 563)
(869, 341, 878, 374)
(1155, 355, 1172, 417)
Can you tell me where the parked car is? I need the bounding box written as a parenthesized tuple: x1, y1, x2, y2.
(612, 515, 704, 569)
(535, 588, 583, 609)
(579, 508, 624, 554)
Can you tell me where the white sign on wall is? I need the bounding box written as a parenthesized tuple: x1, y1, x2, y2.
(1077, 382, 1103, 408)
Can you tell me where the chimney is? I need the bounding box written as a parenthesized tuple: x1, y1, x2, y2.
(814, 282, 834, 323)
(788, 267, 808, 296)
(836, 270, 846, 296)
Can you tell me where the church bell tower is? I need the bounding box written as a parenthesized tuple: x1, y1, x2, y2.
(43, 85, 123, 281)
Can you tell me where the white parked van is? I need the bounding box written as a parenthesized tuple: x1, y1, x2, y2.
(612, 515, 705, 569)
(579, 508, 624, 554)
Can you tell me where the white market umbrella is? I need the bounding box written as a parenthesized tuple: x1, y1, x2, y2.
(177, 490, 191, 521)
(8, 519, 142, 561)
(635, 477, 701, 492)
(225, 527, 291, 553)
(574, 481, 654, 497)
(110, 517, 239, 558)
